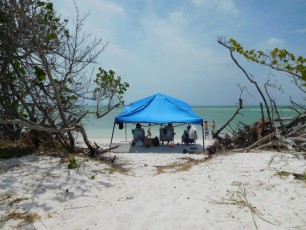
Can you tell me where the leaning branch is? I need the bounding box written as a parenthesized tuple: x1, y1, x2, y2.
(217, 37, 273, 126)
(214, 99, 243, 138)
(0, 119, 80, 132)
(0, 119, 97, 154)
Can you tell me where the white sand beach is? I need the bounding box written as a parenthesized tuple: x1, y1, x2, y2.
(1, 139, 306, 230)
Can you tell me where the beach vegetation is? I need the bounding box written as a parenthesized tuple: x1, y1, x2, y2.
(0, 140, 34, 159)
(0, 193, 14, 205)
(7, 211, 41, 224)
(227, 38, 306, 86)
(0, 0, 129, 156)
(0, 147, 33, 159)
(90, 174, 96, 180)
(267, 154, 277, 166)
(9, 197, 29, 205)
(216, 186, 279, 229)
(155, 156, 212, 174)
(275, 171, 291, 178)
(275, 170, 306, 183)
(104, 164, 131, 175)
(209, 37, 306, 153)
(67, 157, 80, 169)
(292, 171, 306, 183)
(104, 168, 114, 174)
(0, 193, 41, 226)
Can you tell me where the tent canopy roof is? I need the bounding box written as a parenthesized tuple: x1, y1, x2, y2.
(115, 93, 203, 124)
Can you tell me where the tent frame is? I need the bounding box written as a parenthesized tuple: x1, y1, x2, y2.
(110, 122, 205, 152)
(110, 93, 205, 152)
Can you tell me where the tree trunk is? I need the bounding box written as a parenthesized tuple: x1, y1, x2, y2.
(213, 98, 243, 138)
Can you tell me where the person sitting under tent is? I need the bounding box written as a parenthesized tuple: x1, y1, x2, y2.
(160, 123, 175, 145)
(131, 123, 145, 146)
(182, 124, 197, 145)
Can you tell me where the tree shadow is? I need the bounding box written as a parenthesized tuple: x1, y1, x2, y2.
(0, 154, 114, 229)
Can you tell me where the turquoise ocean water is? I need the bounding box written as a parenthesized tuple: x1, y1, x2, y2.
(82, 105, 297, 142)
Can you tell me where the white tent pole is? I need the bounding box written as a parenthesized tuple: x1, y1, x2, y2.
(201, 124, 205, 152)
(109, 122, 116, 149)
(125, 123, 127, 142)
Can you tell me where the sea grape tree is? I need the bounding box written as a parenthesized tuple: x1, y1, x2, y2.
(215, 37, 306, 152)
(0, 0, 129, 154)
(225, 38, 306, 90)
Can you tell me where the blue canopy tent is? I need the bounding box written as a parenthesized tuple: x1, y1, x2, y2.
(110, 93, 205, 151)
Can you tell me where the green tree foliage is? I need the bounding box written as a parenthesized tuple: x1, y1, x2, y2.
(216, 37, 306, 152)
(228, 38, 306, 85)
(93, 68, 129, 118)
(0, 0, 129, 153)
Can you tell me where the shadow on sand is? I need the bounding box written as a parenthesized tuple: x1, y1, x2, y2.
(111, 142, 205, 154)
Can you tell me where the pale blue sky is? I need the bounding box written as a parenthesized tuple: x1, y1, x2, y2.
(52, 0, 306, 105)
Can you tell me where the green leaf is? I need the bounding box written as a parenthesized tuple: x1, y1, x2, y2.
(19, 67, 26, 75)
(46, 3, 53, 11)
(68, 158, 80, 169)
(47, 33, 57, 40)
(69, 95, 78, 101)
(34, 66, 46, 81)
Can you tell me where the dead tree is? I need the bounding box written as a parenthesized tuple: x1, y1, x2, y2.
(212, 37, 306, 153)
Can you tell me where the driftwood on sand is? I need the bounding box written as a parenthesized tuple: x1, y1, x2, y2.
(209, 103, 306, 154)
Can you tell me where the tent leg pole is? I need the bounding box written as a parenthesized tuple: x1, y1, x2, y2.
(201, 124, 205, 152)
(110, 123, 116, 149)
(125, 123, 127, 142)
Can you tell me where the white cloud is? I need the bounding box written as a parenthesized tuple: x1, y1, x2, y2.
(85, 0, 124, 16)
(55, 0, 124, 20)
(52, 0, 306, 105)
(139, 13, 187, 53)
(265, 37, 284, 46)
(169, 11, 188, 26)
(191, 0, 239, 16)
(296, 28, 306, 33)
